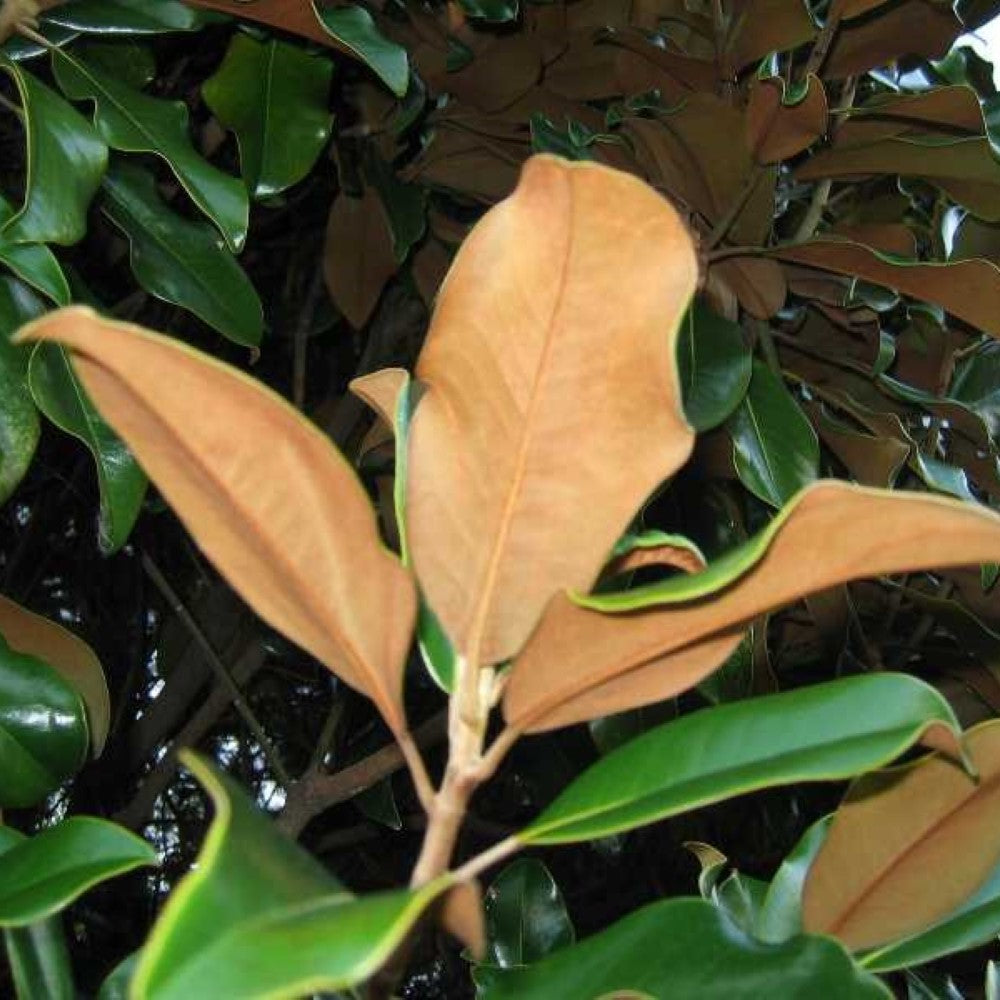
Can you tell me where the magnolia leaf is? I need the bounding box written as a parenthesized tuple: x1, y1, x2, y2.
(803, 719, 1000, 953)
(504, 480, 1000, 732)
(202, 32, 334, 199)
(477, 897, 889, 999)
(0, 593, 110, 756)
(0, 195, 70, 305)
(746, 75, 828, 164)
(43, 0, 209, 33)
(0, 818, 156, 925)
(313, 5, 409, 98)
(407, 155, 697, 667)
(518, 674, 963, 845)
(50, 45, 248, 251)
(15, 307, 417, 735)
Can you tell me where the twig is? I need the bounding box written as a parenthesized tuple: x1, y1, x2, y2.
(802, 7, 842, 78)
(141, 553, 291, 786)
(704, 166, 765, 251)
(452, 834, 522, 883)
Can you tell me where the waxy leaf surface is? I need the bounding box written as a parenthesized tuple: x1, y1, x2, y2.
(519, 674, 961, 844)
(505, 481, 1000, 731)
(803, 719, 1000, 952)
(407, 155, 697, 666)
(17, 307, 416, 734)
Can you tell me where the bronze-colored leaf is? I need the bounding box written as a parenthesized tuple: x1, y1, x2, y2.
(504, 481, 1000, 732)
(407, 155, 697, 666)
(440, 880, 486, 960)
(726, 0, 817, 70)
(324, 186, 397, 329)
(803, 720, 1000, 951)
(15, 307, 417, 735)
(711, 257, 787, 319)
(0, 593, 110, 756)
(602, 540, 707, 580)
(746, 75, 828, 164)
(766, 238, 1000, 338)
(183, 0, 332, 46)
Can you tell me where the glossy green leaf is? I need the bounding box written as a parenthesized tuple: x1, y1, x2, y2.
(43, 0, 211, 33)
(519, 674, 961, 845)
(313, 4, 408, 98)
(911, 452, 977, 503)
(0, 634, 88, 808)
(729, 359, 819, 508)
(202, 32, 333, 199)
(99, 160, 262, 346)
(482, 859, 574, 969)
(455, 0, 519, 21)
(28, 341, 147, 554)
(0, 58, 108, 246)
(51, 47, 248, 251)
(97, 951, 139, 1000)
(4, 25, 79, 63)
(134, 751, 453, 999)
(692, 850, 769, 936)
(951, 340, 1000, 436)
(0, 197, 70, 305)
(367, 155, 426, 262)
(477, 897, 890, 999)
(74, 40, 157, 90)
(0, 817, 156, 925)
(0, 826, 74, 1000)
(757, 816, 832, 943)
(677, 301, 752, 432)
(860, 852, 1000, 971)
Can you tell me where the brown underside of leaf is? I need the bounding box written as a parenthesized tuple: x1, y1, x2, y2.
(504, 480, 1000, 731)
(15, 307, 416, 735)
(0, 592, 110, 756)
(406, 155, 697, 667)
(803, 720, 1000, 951)
(183, 0, 333, 47)
(746, 76, 828, 165)
(440, 880, 486, 960)
(602, 543, 707, 580)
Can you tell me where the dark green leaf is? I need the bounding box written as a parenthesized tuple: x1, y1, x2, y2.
(28, 341, 147, 554)
(367, 155, 426, 262)
(519, 674, 961, 845)
(313, 4, 408, 98)
(99, 160, 262, 346)
(51, 47, 248, 251)
(0, 818, 156, 925)
(0, 196, 70, 305)
(0, 59, 107, 246)
(354, 776, 402, 830)
(0, 637, 89, 807)
(482, 859, 574, 969)
(455, 0, 519, 22)
(951, 340, 1000, 436)
(73, 40, 157, 90)
(43, 0, 210, 35)
(678, 301, 752, 432)
(202, 32, 334, 199)
(4, 25, 79, 62)
(729, 360, 819, 508)
(477, 897, 890, 999)
(97, 951, 139, 1000)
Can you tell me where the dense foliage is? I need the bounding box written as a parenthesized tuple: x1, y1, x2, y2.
(5, 1, 1000, 997)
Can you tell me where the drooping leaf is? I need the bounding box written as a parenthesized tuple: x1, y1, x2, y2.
(803, 719, 1000, 953)
(99, 160, 262, 346)
(133, 752, 454, 999)
(0, 827, 74, 1000)
(601, 530, 706, 581)
(951, 340, 1000, 435)
(0, 635, 88, 808)
(0, 818, 156, 925)
(0, 196, 70, 304)
(676, 300, 752, 432)
(351, 368, 457, 691)
(0, 593, 110, 756)
(476, 897, 889, 999)
(16, 307, 417, 735)
(0, 58, 107, 245)
(504, 481, 1000, 732)
(407, 155, 697, 667)
(517, 674, 962, 845)
(50, 46, 248, 251)
(729, 360, 819, 508)
(313, 4, 409, 98)
(201, 32, 334, 199)
(482, 859, 574, 968)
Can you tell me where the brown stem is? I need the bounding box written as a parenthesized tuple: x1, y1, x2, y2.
(704, 167, 765, 252)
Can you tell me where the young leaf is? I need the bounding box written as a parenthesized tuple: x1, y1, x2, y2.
(729, 359, 819, 508)
(676, 300, 751, 432)
(0, 634, 88, 807)
(134, 752, 455, 999)
(16, 307, 417, 735)
(517, 674, 962, 845)
(482, 859, 574, 968)
(803, 719, 1000, 953)
(99, 160, 262, 346)
(0, 593, 110, 756)
(504, 481, 1000, 731)
(476, 897, 890, 999)
(0, 58, 107, 245)
(201, 32, 334, 199)
(50, 46, 248, 251)
(407, 155, 697, 667)
(0, 818, 156, 925)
